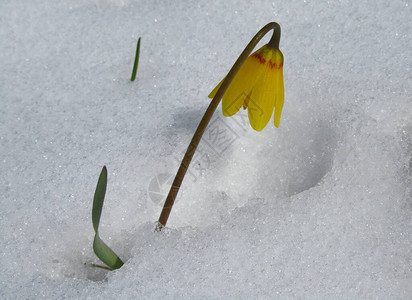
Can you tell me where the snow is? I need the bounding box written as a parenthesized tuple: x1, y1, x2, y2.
(1, 0, 411, 298)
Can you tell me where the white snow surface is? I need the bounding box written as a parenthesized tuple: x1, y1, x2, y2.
(1, 0, 411, 298)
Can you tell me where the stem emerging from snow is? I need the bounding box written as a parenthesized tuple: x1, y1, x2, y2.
(156, 22, 281, 230)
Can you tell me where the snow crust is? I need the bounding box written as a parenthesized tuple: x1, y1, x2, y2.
(1, 0, 411, 298)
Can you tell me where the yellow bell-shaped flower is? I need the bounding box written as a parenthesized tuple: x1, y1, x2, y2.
(209, 45, 284, 131)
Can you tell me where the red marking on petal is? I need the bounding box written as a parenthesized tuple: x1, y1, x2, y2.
(252, 52, 283, 69)
(252, 53, 266, 64)
(268, 61, 283, 69)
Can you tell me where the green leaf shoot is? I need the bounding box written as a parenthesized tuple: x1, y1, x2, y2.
(131, 37, 141, 82)
(91, 166, 124, 270)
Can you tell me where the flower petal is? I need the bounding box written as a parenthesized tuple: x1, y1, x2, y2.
(221, 57, 261, 116)
(272, 49, 284, 128)
(247, 47, 283, 131)
(208, 79, 223, 99)
(273, 68, 284, 128)
(208, 45, 284, 130)
(247, 64, 276, 131)
(208, 46, 266, 116)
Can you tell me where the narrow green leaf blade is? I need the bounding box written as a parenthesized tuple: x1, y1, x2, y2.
(91, 166, 124, 270)
(92, 166, 107, 233)
(93, 233, 124, 270)
(131, 37, 141, 82)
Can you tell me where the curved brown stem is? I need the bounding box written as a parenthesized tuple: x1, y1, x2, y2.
(156, 22, 281, 230)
